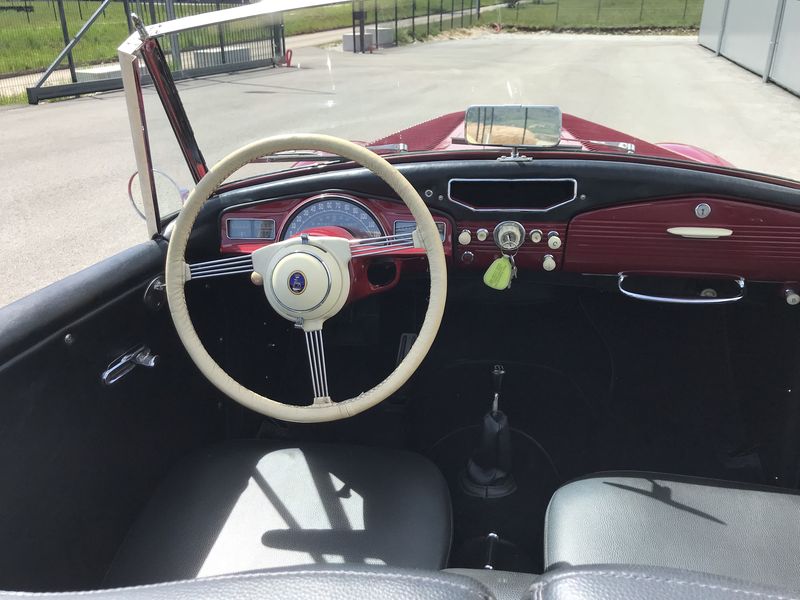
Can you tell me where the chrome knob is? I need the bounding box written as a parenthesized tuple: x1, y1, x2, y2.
(547, 231, 562, 250)
(542, 254, 556, 272)
(461, 251, 474, 264)
(476, 228, 489, 242)
(530, 229, 543, 244)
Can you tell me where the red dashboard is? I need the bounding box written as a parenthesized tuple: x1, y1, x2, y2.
(221, 194, 800, 284)
(564, 197, 800, 282)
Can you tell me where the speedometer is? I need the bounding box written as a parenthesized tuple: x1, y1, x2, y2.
(282, 196, 383, 239)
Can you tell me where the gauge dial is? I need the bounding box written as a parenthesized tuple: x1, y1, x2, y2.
(493, 221, 526, 251)
(282, 197, 383, 239)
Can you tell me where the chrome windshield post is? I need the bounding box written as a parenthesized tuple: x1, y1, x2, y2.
(118, 32, 161, 237)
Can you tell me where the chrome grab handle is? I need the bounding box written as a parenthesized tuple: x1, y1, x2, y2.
(617, 274, 745, 305)
(101, 345, 159, 385)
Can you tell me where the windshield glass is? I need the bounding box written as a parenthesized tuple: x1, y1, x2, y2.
(141, 1, 800, 188)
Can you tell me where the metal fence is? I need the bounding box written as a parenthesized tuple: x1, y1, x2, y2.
(0, 0, 705, 102)
(0, 0, 282, 103)
(349, 0, 704, 50)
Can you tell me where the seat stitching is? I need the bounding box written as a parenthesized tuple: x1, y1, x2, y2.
(0, 570, 490, 599)
(532, 571, 800, 600)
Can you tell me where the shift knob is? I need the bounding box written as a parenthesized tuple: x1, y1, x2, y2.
(492, 364, 505, 412)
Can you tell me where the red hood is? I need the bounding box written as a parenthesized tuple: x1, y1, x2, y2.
(369, 111, 732, 167)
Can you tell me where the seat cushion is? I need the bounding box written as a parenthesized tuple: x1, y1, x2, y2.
(1, 567, 494, 600)
(544, 472, 800, 589)
(529, 565, 800, 600)
(105, 441, 452, 586)
(445, 569, 537, 600)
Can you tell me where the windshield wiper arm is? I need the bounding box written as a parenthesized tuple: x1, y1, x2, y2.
(583, 140, 636, 153)
(253, 143, 409, 164)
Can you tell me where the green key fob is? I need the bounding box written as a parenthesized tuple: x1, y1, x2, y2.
(483, 256, 514, 290)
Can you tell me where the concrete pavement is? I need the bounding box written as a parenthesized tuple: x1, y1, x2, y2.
(1, 32, 799, 307)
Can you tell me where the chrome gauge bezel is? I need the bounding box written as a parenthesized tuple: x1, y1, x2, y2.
(493, 220, 526, 251)
(280, 193, 384, 240)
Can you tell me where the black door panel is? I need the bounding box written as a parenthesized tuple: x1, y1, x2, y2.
(0, 241, 224, 592)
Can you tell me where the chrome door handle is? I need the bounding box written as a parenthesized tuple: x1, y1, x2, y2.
(666, 227, 733, 239)
(101, 345, 159, 385)
(618, 274, 745, 305)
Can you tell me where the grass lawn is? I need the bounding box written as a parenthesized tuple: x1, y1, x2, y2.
(477, 0, 703, 29)
(0, 0, 702, 77)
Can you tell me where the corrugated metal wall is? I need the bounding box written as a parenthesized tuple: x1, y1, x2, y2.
(699, 0, 799, 96)
(771, 0, 800, 95)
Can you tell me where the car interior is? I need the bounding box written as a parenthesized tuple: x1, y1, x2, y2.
(3, 112, 800, 600)
(2, 18, 800, 596)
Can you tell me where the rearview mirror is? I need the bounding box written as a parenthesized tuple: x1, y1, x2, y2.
(464, 105, 562, 148)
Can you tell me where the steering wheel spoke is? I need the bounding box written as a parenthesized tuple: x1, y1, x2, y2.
(303, 327, 331, 405)
(349, 231, 422, 258)
(188, 254, 253, 280)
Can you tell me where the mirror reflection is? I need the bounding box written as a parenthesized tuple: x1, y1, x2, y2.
(464, 105, 562, 148)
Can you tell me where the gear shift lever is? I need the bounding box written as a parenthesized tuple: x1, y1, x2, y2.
(492, 364, 504, 413)
(461, 364, 517, 498)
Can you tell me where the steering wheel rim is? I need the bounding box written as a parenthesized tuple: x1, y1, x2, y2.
(165, 134, 447, 423)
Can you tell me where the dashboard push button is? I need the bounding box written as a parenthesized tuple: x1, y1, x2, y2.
(458, 230, 472, 245)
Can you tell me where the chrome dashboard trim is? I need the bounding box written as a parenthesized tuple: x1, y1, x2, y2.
(225, 217, 277, 240)
(393, 219, 447, 241)
(447, 178, 578, 213)
(618, 273, 746, 305)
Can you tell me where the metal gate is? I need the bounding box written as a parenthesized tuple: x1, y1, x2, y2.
(21, 0, 284, 104)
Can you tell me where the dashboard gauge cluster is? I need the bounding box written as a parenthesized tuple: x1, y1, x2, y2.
(226, 218, 276, 240)
(219, 193, 453, 257)
(282, 196, 383, 239)
(393, 220, 446, 242)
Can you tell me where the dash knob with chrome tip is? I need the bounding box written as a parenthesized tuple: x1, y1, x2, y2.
(251, 272, 264, 286)
(458, 229, 472, 245)
(530, 229, 543, 244)
(476, 228, 489, 242)
(785, 288, 800, 306)
(542, 255, 556, 272)
(547, 231, 562, 250)
(461, 251, 474, 265)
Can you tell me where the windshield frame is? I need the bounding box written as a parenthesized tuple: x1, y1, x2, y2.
(117, 0, 349, 236)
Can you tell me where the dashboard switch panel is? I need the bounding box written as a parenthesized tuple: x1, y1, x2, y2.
(455, 220, 567, 271)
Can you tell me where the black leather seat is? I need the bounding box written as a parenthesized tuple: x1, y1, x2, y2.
(105, 441, 452, 586)
(544, 472, 800, 589)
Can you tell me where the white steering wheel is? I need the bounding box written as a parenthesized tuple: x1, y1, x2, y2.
(165, 134, 447, 423)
